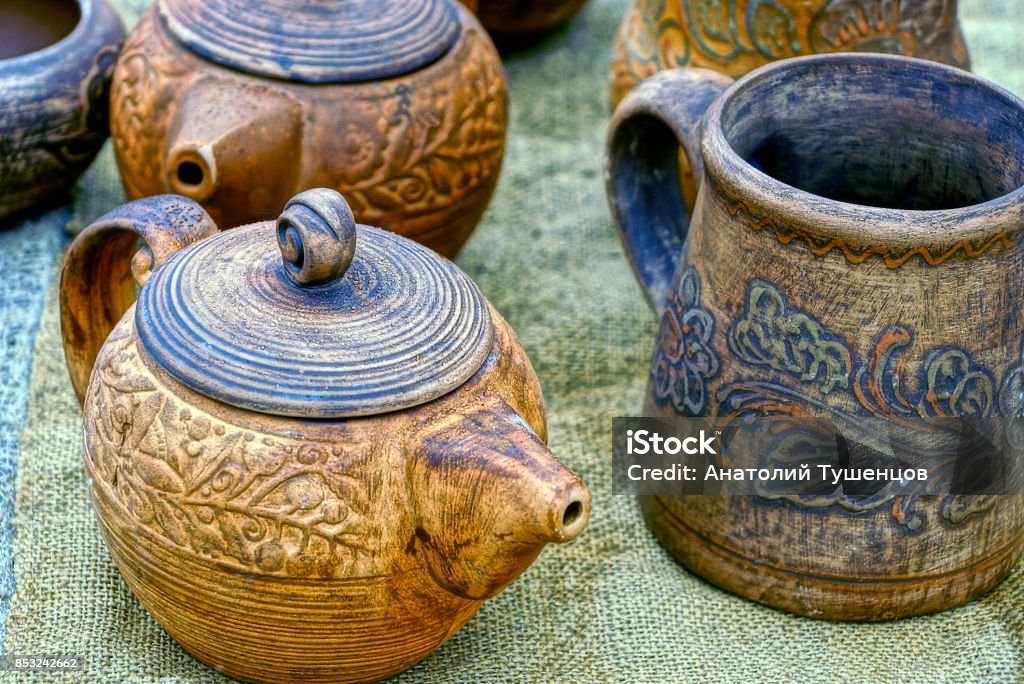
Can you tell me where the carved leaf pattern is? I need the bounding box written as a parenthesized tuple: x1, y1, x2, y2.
(86, 330, 384, 577)
(338, 26, 506, 225)
(110, 12, 191, 198)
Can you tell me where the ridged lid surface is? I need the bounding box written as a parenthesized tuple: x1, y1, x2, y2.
(135, 190, 493, 418)
(157, 0, 461, 83)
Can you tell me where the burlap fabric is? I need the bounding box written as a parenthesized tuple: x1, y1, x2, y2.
(3, 0, 1023, 681)
(0, 213, 64, 649)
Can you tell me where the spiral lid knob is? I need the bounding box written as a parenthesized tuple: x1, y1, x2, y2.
(276, 190, 358, 286)
(157, 0, 462, 84)
(135, 189, 494, 418)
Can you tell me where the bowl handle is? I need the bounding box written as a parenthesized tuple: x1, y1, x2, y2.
(60, 195, 218, 405)
(605, 67, 732, 312)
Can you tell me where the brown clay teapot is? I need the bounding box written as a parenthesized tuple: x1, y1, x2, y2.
(609, 0, 972, 109)
(109, 0, 507, 258)
(59, 189, 589, 683)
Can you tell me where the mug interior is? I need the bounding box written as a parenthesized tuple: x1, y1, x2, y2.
(718, 58, 1024, 211)
(0, 0, 81, 61)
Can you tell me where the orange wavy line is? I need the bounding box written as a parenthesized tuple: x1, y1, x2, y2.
(714, 189, 1019, 268)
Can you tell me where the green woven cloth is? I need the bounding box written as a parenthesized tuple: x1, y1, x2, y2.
(6, 0, 1024, 681)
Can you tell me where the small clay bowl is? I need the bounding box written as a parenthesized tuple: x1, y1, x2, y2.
(0, 0, 124, 224)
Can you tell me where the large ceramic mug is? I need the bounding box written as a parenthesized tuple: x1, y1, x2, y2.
(609, 0, 971, 110)
(605, 53, 1024, 620)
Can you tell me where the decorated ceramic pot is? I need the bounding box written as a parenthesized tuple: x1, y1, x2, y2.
(60, 189, 589, 682)
(605, 54, 1024, 620)
(109, 0, 507, 258)
(609, 0, 971, 109)
(0, 0, 124, 222)
(471, 0, 591, 42)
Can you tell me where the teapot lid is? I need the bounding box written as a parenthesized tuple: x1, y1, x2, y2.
(156, 0, 462, 84)
(135, 190, 494, 418)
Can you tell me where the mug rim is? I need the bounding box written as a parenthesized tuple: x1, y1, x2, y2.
(701, 52, 1024, 264)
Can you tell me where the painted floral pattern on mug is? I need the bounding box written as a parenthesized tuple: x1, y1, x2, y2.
(713, 280, 996, 421)
(710, 279, 1004, 530)
(651, 267, 720, 415)
(727, 280, 852, 395)
(646, 273, 1013, 530)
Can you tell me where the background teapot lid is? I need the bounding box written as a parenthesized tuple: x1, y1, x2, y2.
(156, 0, 462, 84)
(135, 190, 494, 418)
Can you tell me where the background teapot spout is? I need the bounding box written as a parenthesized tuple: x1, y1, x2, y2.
(409, 396, 590, 601)
(165, 79, 302, 225)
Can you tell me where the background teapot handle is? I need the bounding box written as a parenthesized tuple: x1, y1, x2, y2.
(605, 68, 732, 311)
(60, 196, 218, 405)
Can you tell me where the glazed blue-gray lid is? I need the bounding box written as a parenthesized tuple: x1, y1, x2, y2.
(157, 0, 462, 84)
(134, 190, 494, 419)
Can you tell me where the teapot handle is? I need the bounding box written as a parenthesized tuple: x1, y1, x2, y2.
(605, 68, 732, 312)
(60, 196, 219, 405)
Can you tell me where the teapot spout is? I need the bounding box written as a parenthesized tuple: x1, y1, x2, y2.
(165, 79, 302, 224)
(409, 396, 590, 600)
(512, 451, 590, 546)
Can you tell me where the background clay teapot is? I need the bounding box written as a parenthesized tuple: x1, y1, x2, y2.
(609, 0, 972, 109)
(109, 0, 507, 258)
(60, 189, 589, 682)
(605, 55, 1024, 620)
(0, 0, 124, 223)
(469, 0, 592, 43)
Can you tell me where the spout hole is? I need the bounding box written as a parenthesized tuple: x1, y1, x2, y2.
(177, 161, 205, 187)
(562, 501, 583, 527)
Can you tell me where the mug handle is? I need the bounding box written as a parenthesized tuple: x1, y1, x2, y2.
(605, 68, 733, 311)
(60, 196, 218, 405)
